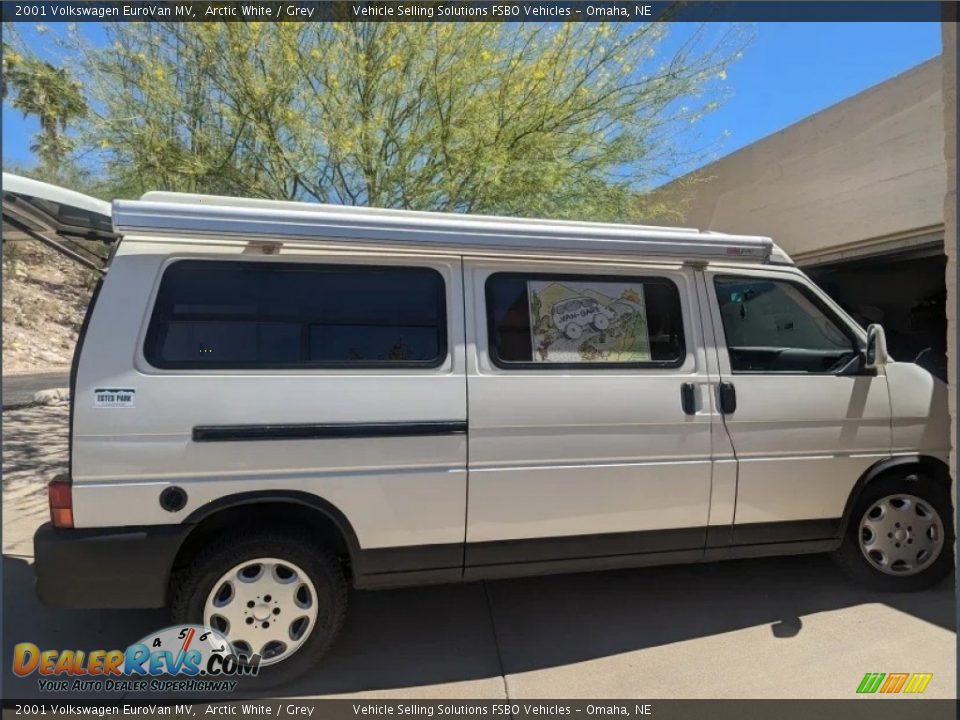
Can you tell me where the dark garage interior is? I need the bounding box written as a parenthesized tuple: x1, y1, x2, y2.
(807, 248, 947, 381)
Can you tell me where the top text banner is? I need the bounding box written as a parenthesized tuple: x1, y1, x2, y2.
(1, 2, 949, 23)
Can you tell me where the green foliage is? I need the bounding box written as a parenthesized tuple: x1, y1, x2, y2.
(3, 28, 87, 178)
(12, 22, 749, 220)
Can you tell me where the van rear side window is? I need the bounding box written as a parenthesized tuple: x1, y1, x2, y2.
(144, 260, 447, 369)
(485, 272, 685, 368)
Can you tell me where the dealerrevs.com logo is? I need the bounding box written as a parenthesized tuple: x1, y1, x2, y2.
(13, 625, 260, 693)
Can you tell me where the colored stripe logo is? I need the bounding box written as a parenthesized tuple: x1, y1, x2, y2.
(857, 672, 932, 694)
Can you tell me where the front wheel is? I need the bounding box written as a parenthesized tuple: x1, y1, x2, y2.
(171, 530, 347, 687)
(835, 472, 954, 592)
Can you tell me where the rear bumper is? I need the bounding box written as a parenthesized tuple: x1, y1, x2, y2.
(33, 522, 191, 609)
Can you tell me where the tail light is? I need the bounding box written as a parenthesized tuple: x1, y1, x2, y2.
(48, 476, 73, 528)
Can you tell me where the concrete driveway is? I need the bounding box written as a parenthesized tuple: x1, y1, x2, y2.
(3, 403, 956, 700)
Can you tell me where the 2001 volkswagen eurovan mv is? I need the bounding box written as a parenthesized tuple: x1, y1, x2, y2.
(5, 173, 952, 684)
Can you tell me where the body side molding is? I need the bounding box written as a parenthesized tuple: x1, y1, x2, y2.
(192, 420, 467, 442)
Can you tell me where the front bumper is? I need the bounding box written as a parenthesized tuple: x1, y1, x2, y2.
(33, 522, 191, 609)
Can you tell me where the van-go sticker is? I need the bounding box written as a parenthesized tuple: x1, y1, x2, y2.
(93, 388, 136, 408)
(527, 280, 651, 363)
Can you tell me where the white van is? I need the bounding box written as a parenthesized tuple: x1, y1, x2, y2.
(4, 174, 952, 684)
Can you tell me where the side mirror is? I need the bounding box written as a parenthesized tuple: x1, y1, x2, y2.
(865, 323, 889, 369)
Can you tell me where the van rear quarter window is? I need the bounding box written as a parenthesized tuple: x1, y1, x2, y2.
(144, 260, 447, 368)
(485, 273, 685, 368)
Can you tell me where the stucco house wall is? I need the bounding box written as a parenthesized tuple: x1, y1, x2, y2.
(653, 58, 946, 265)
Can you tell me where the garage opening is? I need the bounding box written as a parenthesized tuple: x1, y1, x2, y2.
(806, 245, 947, 381)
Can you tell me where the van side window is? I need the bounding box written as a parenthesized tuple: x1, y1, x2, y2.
(485, 273, 685, 368)
(145, 261, 447, 369)
(714, 276, 859, 374)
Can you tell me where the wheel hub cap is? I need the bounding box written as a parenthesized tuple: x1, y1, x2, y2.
(203, 557, 320, 667)
(858, 494, 944, 576)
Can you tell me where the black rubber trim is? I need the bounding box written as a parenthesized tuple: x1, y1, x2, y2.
(356, 543, 464, 576)
(355, 568, 463, 589)
(729, 518, 840, 546)
(192, 420, 467, 442)
(353, 528, 709, 588)
(33, 522, 191, 609)
(182, 489, 363, 561)
(705, 525, 733, 549)
(705, 538, 841, 562)
(465, 526, 707, 566)
(463, 549, 705, 582)
(359, 521, 846, 588)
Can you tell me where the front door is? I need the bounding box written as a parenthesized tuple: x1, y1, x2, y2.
(463, 258, 716, 575)
(702, 267, 892, 546)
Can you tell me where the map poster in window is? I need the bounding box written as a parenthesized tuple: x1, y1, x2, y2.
(527, 280, 652, 363)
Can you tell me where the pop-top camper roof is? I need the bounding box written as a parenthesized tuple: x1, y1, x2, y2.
(112, 190, 792, 265)
(2, 173, 116, 271)
(2, 174, 792, 265)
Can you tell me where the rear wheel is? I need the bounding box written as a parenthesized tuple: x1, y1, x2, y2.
(171, 530, 347, 687)
(835, 472, 953, 591)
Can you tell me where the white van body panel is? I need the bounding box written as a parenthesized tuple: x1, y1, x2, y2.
(71, 249, 468, 549)
(886, 361, 951, 463)
(702, 265, 892, 526)
(718, 373, 891, 525)
(464, 259, 714, 544)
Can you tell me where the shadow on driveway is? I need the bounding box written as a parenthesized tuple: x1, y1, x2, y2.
(3, 552, 954, 699)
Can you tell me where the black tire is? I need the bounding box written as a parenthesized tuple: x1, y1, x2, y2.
(170, 529, 348, 688)
(834, 471, 954, 592)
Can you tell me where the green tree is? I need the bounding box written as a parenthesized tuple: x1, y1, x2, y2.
(29, 21, 748, 220)
(3, 31, 87, 178)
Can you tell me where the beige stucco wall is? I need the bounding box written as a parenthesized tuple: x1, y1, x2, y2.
(654, 58, 946, 264)
(942, 23, 956, 491)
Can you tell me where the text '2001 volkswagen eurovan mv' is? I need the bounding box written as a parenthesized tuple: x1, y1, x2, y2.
(5, 173, 952, 685)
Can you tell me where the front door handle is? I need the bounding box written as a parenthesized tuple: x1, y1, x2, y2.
(719, 381, 737, 415)
(680, 382, 696, 415)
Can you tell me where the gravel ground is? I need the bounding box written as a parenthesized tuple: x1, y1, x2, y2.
(2, 402, 69, 555)
(3, 239, 96, 373)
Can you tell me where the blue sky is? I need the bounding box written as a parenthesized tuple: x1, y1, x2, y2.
(694, 22, 942, 165)
(2, 21, 943, 184)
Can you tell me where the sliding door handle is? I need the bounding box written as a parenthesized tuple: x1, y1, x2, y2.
(680, 382, 696, 415)
(719, 381, 737, 415)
